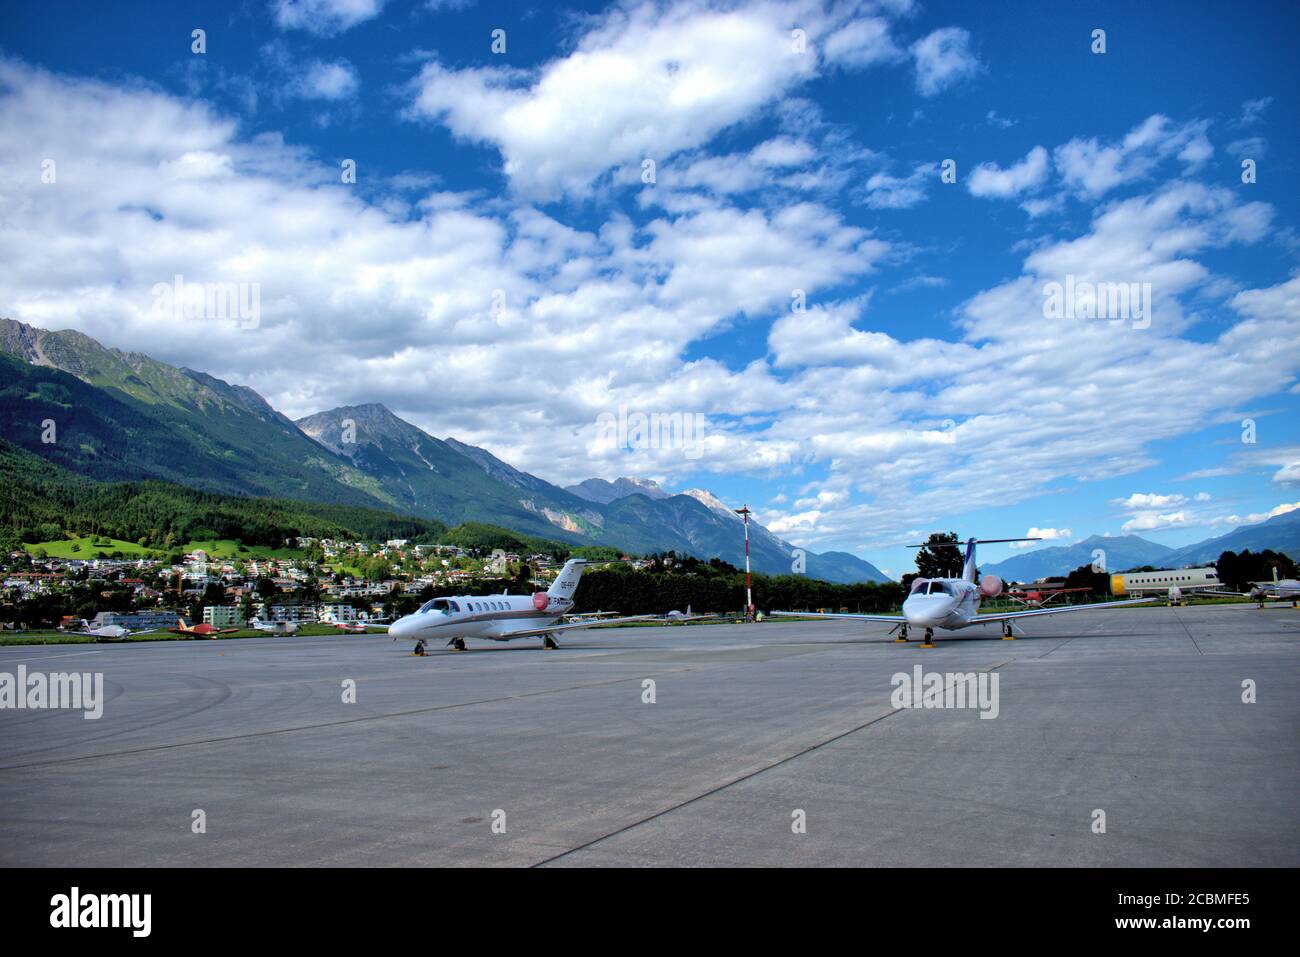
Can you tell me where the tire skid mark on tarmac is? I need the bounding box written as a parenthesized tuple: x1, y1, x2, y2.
(0, 673, 236, 761)
(0, 667, 697, 772)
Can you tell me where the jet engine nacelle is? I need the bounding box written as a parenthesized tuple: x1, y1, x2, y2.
(532, 592, 550, 611)
(979, 575, 1003, 598)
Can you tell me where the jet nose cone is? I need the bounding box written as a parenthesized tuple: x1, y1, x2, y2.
(904, 596, 952, 626)
(389, 615, 416, 639)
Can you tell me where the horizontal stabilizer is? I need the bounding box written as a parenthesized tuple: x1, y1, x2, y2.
(904, 538, 1041, 547)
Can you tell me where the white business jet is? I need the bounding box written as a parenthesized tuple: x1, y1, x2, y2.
(774, 537, 1156, 646)
(376, 558, 651, 655)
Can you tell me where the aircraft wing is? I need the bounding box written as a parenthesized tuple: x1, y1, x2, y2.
(358, 622, 390, 631)
(770, 610, 908, 623)
(502, 615, 658, 640)
(973, 596, 1159, 622)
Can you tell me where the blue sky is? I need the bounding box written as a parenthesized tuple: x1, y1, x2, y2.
(2, 0, 1297, 577)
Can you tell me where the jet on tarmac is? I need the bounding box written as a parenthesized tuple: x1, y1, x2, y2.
(774, 537, 1157, 646)
(374, 558, 652, 655)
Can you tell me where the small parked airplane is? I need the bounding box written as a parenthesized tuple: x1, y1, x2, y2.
(66, 619, 157, 642)
(249, 617, 299, 635)
(774, 537, 1156, 646)
(1006, 586, 1092, 608)
(329, 621, 369, 633)
(170, 617, 239, 638)
(1246, 568, 1300, 606)
(372, 558, 651, 655)
(665, 605, 720, 624)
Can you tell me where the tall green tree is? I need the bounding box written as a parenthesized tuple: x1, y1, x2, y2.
(914, 532, 963, 579)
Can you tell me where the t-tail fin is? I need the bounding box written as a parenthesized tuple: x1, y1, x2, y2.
(962, 537, 1044, 581)
(906, 537, 1043, 582)
(547, 559, 590, 601)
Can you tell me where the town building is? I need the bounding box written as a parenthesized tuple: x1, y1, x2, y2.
(203, 605, 245, 628)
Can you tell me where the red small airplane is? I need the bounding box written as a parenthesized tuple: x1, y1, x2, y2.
(1006, 586, 1093, 608)
(170, 617, 240, 637)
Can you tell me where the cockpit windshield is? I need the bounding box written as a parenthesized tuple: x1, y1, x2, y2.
(418, 599, 452, 615)
(926, 581, 952, 596)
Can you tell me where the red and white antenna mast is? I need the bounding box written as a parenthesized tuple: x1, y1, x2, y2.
(735, 504, 753, 621)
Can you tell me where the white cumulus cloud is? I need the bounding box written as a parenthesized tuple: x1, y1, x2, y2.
(968, 146, 1048, 198)
(271, 0, 387, 36)
(910, 26, 981, 96)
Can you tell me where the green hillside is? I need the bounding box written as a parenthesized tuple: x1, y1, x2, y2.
(0, 439, 445, 552)
(0, 317, 425, 512)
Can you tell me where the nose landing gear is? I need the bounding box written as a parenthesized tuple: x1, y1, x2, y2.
(919, 627, 936, 649)
(413, 639, 427, 656)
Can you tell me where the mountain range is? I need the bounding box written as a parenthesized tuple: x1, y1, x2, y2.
(0, 318, 888, 583)
(4, 316, 1294, 584)
(981, 511, 1300, 581)
(980, 535, 1176, 582)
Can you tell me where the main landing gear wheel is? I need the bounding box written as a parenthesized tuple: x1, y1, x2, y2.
(919, 628, 936, 649)
(413, 639, 427, 656)
(543, 635, 559, 650)
(446, 637, 467, 652)
(894, 624, 910, 643)
(1002, 621, 1016, 640)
